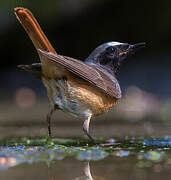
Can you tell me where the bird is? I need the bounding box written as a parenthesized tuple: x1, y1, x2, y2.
(14, 7, 145, 144)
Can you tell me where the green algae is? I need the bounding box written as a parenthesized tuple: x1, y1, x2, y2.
(1, 136, 171, 169)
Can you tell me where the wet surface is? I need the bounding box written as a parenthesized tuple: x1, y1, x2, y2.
(1, 91, 171, 179)
(1, 137, 171, 180)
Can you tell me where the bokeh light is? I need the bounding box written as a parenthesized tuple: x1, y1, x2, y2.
(118, 86, 161, 121)
(14, 87, 36, 109)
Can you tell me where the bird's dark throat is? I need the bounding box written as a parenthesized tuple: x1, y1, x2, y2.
(98, 54, 121, 75)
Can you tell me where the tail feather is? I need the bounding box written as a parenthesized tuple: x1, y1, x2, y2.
(14, 7, 65, 78)
(18, 63, 42, 79)
(14, 7, 56, 54)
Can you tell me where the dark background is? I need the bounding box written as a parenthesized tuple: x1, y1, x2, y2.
(0, 0, 171, 137)
(1, 0, 171, 96)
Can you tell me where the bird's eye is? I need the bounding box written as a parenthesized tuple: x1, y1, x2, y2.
(106, 46, 115, 53)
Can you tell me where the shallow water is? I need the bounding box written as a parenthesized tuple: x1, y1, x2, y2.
(1, 137, 171, 180)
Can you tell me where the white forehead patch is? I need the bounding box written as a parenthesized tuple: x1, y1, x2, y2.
(107, 42, 123, 46)
(85, 41, 125, 63)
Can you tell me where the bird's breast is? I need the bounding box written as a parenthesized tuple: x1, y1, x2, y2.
(42, 73, 118, 118)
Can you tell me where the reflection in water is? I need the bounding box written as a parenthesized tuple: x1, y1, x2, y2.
(84, 162, 93, 180)
(46, 161, 106, 180)
(1, 137, 171, 179)
(75, 162, 105, 180)
(75, 162, 93, 180)
(0, 157, 18, 169)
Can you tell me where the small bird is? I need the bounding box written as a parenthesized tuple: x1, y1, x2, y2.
(15, 7, 145, 144)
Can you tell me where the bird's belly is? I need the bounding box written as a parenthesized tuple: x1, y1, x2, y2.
(42, 77, 92, 118)
(42, 75, 118, 118)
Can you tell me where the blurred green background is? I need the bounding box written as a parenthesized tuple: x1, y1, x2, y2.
(0, 0, 171, 138)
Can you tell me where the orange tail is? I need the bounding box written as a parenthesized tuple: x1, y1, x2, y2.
(14, 7, 57, 54)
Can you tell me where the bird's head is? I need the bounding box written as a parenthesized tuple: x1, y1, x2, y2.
(85, 42, 145, 74)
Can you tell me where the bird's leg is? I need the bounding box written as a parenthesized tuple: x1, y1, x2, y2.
(83, 115, 97, 145)
(46, 105, 57, 137)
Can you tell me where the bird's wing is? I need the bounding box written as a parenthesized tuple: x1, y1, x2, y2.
(38, 49, 122, 99)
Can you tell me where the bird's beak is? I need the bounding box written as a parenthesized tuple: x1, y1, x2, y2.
(129, 42, 146, 51)
(119, 42, 146, 56)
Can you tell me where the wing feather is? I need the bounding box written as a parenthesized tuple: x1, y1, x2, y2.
(38, 49, 121, 99)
